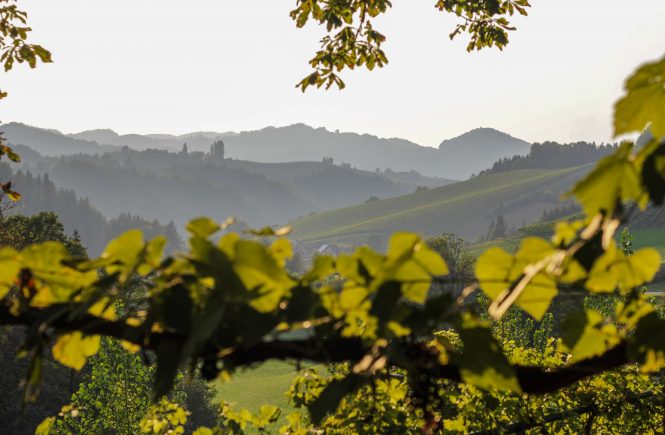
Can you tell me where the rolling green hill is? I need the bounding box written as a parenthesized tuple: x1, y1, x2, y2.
(291, 165, 593, 247)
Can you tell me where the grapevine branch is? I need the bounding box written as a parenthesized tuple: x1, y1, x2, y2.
(0, 304, 632, 395)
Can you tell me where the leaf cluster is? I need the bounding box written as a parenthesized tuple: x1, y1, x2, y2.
(291, 0, 531, 91)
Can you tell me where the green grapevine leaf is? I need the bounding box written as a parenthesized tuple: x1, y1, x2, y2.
(562, 310, 620, 361)
(585, 246, 661, 293)
(456, 327, 521, 392)
(614, 54, 665, 138)
(568, 143, 645, 216)
(52, 332, 101, 371)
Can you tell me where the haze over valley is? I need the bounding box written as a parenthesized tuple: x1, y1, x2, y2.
(1, 120, 627, 255)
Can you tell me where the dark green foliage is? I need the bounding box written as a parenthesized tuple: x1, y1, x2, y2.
(0, 327, 82, 434)
(208, 139, 225, 160)
(0, 211, 86, 255)
(482, 214, 508, 241)
(0, 210, 84, 434)
(427, 233, 474, 296)
(0, 162, 182, 256)
(55, 339, 154, 434)
(480, 141, 618, 176)
(54, 338, 217, 434)
(540, 202, 582, 222)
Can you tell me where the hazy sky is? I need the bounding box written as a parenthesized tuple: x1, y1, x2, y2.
(2, 1, 664, 147)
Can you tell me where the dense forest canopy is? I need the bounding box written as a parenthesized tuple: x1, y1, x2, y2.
(3, 139, 451, 229)
(479, 141, 618, 175)
(0, 162, 181, 255)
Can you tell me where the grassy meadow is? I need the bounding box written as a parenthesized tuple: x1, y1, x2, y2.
(291, 166, 591, 245)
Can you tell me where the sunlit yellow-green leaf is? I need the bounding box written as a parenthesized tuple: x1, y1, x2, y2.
(475, 242, 557, 320)
(144, 235, 167, 266)
(412, 244, 448, 276)
(87, 297, 116, 320)
(269, 238, 293, 267)
(552, 219, 586, 246)
(232, 240, 295, 312)
(18, 242, 98, 301)
(457, 327, 521, 393)
(475, 247, 516, 300)
(562, 310, 620, 361)
(52, 332, 101, 370)
(386, 232, 420, 264)
(186, 217, 220, 238)
(586, 246, 660, 293)
(0, 247, 20, 299)
(393, 258, 432, 303)
(515, 237, 555, 262)
(34, 417, 55, 435)
(568, 143, 645, 216)
(102, 229, 144, 266)
(614, 54, 665, 138)
(302, 255, 335, 283)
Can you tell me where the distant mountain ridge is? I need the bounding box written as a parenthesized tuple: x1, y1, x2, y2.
(2, 122, 532, 179)
(1, 122, 118, 156)
(438, 127, 531, 174)
(68, 128, 231, 152)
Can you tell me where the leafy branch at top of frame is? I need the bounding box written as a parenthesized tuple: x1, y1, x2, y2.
(291, 0, 531, 91)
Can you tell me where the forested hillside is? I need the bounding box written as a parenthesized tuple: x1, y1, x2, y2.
(9, 143, 450, 229)
(0, 163, 181, 255)
(479, 141, 618, 175)
(68, 128, 230, 152)
(0, 123, 118, 156)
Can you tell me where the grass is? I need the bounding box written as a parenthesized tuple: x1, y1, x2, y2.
(468, 220, 558, 256)
(212, 361, 325, 431)
(291, 166, 592, 245)
(630, 228, 665, 259)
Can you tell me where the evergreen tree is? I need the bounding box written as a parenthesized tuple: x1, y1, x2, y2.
(209, 139, 225, 160)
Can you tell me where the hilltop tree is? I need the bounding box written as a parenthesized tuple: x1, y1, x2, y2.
(209, 139, 225, 160)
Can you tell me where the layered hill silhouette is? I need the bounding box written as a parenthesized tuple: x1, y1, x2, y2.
(2, 122, 531, 179)
(9, 143, 451, 230)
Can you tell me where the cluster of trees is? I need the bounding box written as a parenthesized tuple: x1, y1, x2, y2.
(479, 215, 509, 242)
(479, 142, 618, 176)
(540, 203, 582, 223)
(0, 163, 182, 255)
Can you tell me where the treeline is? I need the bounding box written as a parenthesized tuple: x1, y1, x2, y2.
(0, 162, 181, 256)
(479, 141, 618, 175)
